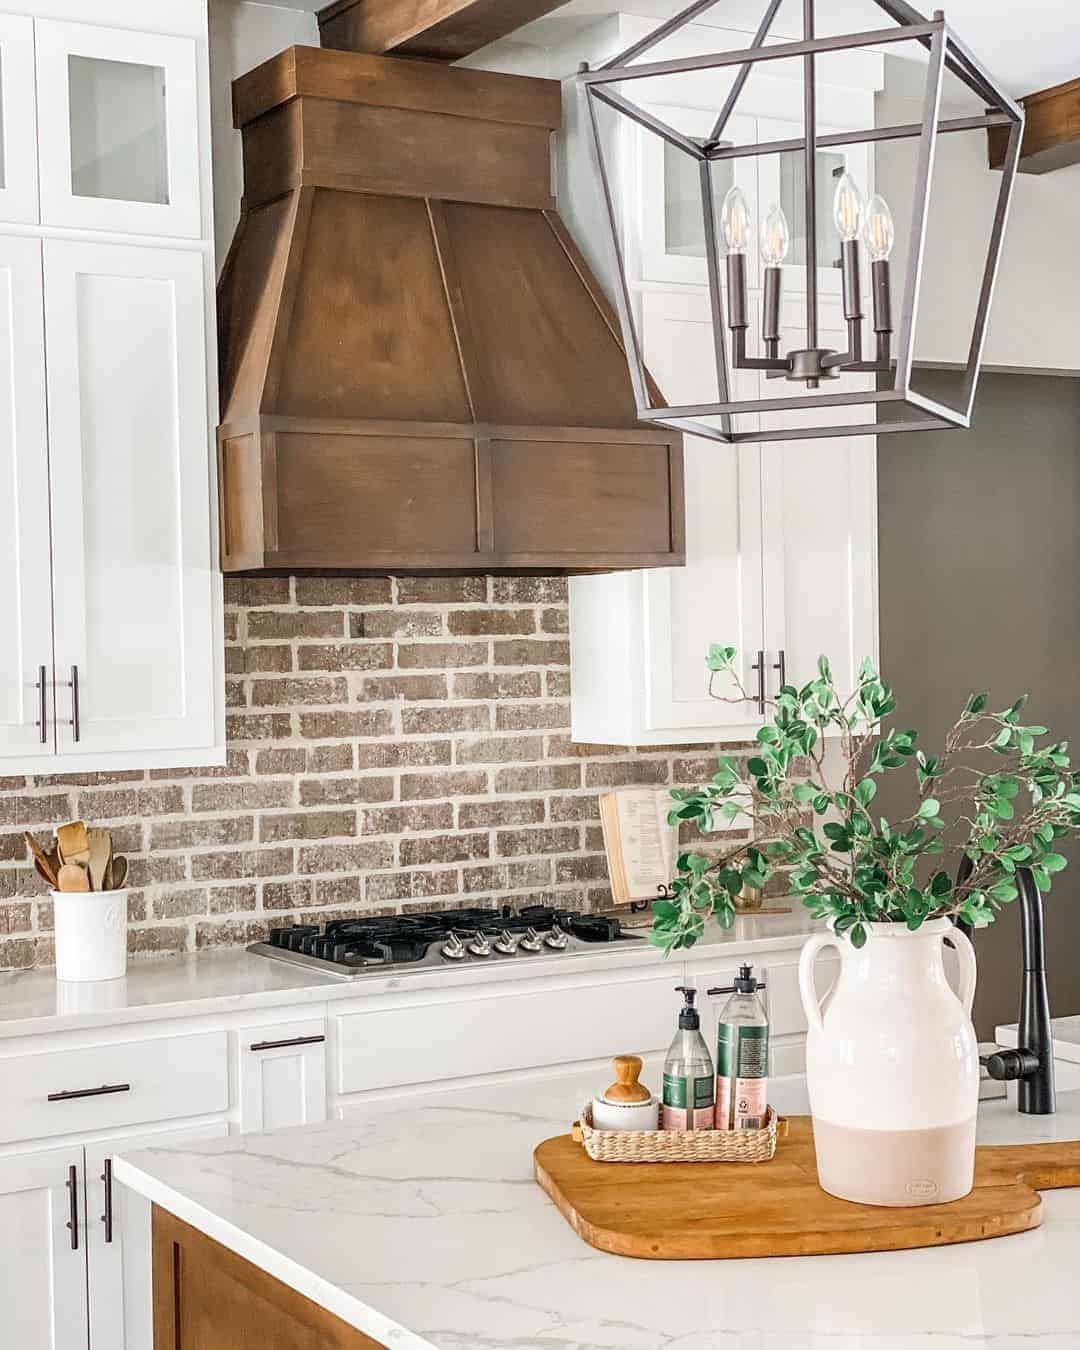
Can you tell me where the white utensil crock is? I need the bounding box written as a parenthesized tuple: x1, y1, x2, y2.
(52, 889, 128, 982)
(591, 1095, 660, 1131)
(799, 918, 978, 1207)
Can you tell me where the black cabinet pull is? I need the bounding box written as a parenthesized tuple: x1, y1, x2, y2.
(101, 1159, 113, 1244)
(772, 648, 787, 694)
(66, 1165, 79, 1251)
(36, 665, 48, 744)
(69, 665, 81, 742)
(48, 1083, 131, 1103)
(751, 649, 766, 715)
(249, 1034, 326, 1053)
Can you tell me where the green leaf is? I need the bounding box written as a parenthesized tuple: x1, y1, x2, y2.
(990, 880, 1019, 903)
(1043, 853, 1068, 873)
(855, 777, 877, 806)
(849, 922, 868, 949)
(964, 691, 989, 717)
(917, 798, 941, 819)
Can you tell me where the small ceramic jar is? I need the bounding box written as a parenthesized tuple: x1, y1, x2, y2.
(591, 1094, 660, 1131)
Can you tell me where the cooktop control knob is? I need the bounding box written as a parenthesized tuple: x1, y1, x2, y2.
(466, 930, 492, 958)
(543, 922, 569, 951)
(440, 932, 467, 961)
(493, 929, 519, 955)
(519, 927, 543, 953)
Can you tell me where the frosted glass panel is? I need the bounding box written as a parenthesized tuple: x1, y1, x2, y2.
(664, 146, 733, 259)
(778, 148, 845, 268)
(68, 55, 169, 204)
(75, 271, 184, 721)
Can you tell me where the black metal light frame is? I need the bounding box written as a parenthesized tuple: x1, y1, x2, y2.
(579, 0, 1025, 444)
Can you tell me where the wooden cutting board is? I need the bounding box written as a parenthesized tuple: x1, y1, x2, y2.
(534, 1116, 1080, 1259)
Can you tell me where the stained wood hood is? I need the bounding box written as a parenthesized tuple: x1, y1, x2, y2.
(217, 47, 683, 574)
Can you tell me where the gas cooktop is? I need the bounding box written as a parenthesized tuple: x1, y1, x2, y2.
(248, 904, 642, 979)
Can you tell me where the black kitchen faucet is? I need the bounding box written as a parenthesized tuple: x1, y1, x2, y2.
(956, 862, 1056, 1115)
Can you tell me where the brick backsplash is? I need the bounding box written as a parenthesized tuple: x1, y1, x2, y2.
(0, 576, 751, 971)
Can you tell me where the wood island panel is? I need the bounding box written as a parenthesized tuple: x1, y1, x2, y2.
(153, 1206, 387, 1349)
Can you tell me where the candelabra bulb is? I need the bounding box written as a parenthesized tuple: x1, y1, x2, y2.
(760, 203, 790, 267)
(833, 171, 865, 243)
(864, 193, 895, 262)
(720, 184, 750, 255)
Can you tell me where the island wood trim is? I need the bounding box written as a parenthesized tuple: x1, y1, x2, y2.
(988, 75, 1080, 174)
(152, 1205, 388, 1348)
(316, 0, 571, 62)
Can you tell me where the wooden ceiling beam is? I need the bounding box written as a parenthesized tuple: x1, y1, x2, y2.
(988, 76, 1080, 174)
(317, 0, 572, 62)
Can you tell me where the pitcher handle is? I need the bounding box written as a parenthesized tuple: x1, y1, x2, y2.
(798, 932, 838, 1035)
(947, 925, 977, 1016)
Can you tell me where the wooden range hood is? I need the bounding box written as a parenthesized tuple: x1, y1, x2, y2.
(217, 47, 684, 574)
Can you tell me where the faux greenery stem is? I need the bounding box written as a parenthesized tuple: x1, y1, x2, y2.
(651, 649, 1080, 953)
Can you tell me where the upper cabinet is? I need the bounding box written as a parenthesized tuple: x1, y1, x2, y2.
(0, 15, 39, 223)
(0, 2, 222, 773)
(566, 20, 882, 746)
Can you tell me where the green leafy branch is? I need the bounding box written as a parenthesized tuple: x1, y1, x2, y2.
(650, 649, 1080, 954)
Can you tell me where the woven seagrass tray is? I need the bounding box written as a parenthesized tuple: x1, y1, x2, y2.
(573, 1102, 781, 1163)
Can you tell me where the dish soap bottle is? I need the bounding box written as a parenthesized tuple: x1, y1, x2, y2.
(714, 964, 769, 1130)
(661, 986, 715, 1131)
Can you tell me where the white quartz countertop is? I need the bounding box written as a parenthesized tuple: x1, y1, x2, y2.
(0, 910, 818, 1039)
(114, 1068, 1080, 1350)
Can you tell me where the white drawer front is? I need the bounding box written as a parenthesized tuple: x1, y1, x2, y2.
(337, 976, 679, 1095)
(1, 1031, 228, 1143)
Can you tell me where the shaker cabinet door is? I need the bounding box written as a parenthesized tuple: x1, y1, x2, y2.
(0, 14, 39, 224)
(0, 236, 55, 765)
(0, 1148, 89, 1350)
(35, 19, 201, 238)
(760, 303, 879, 702)
(43, 239, 216, 764)
(640, 288, 765, 737)
(239, 1020, 329, 1135)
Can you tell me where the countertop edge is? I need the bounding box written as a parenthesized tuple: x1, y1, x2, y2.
(112, 1156, 436, 1350)
(0, 915, 819, 1040)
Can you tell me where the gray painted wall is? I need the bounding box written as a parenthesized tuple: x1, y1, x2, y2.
(877, 369, 1080, 1039)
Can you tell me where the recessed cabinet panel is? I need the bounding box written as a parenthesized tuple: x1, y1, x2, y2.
(0, 237, 54, 764)
(35, 20, 200, 237)
(0, 15, 38, 224)
(640, 289, 764, 734)
(0, 1147, 89, 1350)
(44, 240, 215, 761)
(239, 1020, 328, 1134)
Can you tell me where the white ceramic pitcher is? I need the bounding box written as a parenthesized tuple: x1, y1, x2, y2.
(798, 917, 979, 1207)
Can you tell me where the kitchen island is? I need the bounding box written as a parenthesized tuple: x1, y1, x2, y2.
(114, 1068, 1080, 1349)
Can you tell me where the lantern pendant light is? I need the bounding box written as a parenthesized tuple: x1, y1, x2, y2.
(578, 0, 1024, 444)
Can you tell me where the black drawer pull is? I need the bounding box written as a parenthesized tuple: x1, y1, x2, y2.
(66, 1165, 79, 1251)
(249, 1035, 325, 1053)
(48, 1083, 131, 1103)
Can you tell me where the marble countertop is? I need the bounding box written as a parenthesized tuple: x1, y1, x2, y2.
(114, 1068, 1080, 1350)
(0, 910, 819, 1040)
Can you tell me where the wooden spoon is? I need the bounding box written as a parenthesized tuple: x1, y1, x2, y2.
(87, 828, 112, 892)
(57, 862, 90, 893)
(23, 832, 58, 888)
(57, 821, 90, 868)
(108, 856, 128, 890)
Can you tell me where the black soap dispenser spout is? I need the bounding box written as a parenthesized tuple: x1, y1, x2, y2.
(958, 862, 1056, 1114)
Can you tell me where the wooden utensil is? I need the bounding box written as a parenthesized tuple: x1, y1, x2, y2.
(535, 1117, 1080, 1259)
(57, 862, 90, 894)
(602, 1055, 652, 1103)
(87, 828, 112, 892)
(108, 855, 128, 890)
(56, 821, 90, 867)
(23, 832, 58, 888)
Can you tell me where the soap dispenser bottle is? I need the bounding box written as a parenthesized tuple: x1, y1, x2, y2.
(712, 964, 769, 1130)
(661, 986, 715, 1131)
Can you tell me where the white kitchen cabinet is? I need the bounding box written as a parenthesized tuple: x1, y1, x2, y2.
(570, 289, 879, 745)
(0, 1146, 89, 1350)
(86, 1123, 228, 1350)
(0, 14, 39, 223)
(35, 18, 201, 238)
(0, 235, 55, 764)
(44, 239, 217, 763)
(239, 1020, 328, 1134)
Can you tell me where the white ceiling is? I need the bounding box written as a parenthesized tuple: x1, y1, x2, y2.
(247, 0, 1080, 94)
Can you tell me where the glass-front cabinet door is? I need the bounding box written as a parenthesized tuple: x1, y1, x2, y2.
(638, 109, 758, 288)
(0, 15, 39, 224)
(34, 20, 200, 238)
